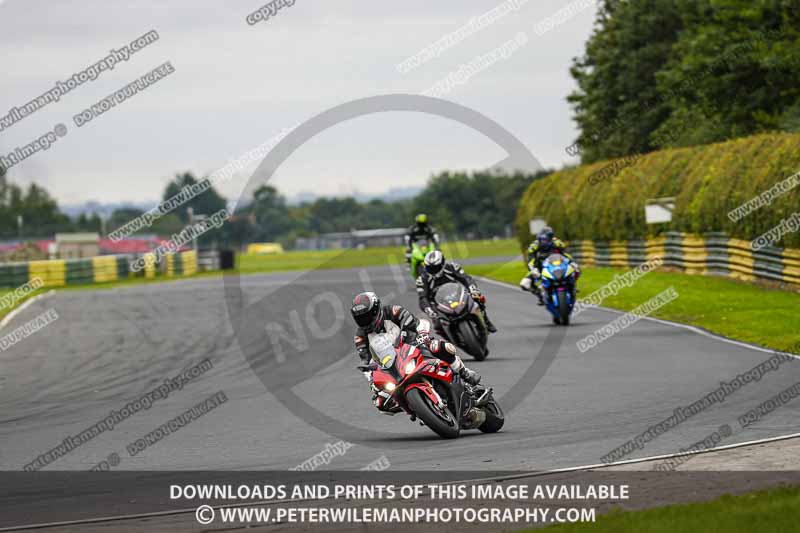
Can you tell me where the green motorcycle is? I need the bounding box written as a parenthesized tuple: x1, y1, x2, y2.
(409, 239, 435, 279)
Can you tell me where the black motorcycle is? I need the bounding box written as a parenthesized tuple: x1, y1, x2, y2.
(431, 282, 489, 360)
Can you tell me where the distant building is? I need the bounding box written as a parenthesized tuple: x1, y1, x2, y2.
(55, 233, 100, 259)
(99, 235, 187, 255)
(295, 232, 353, 250)
(295, 228, 407, 250)
(351, 228, 407, 248)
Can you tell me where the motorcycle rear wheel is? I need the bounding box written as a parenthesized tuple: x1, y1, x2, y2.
(405, 388, 460, 439)
(478, 399, 505, 433)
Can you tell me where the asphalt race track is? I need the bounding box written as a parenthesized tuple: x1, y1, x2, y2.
(1, 264, 799, 525)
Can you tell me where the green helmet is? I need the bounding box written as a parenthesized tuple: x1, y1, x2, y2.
(415, 213, 428, 224)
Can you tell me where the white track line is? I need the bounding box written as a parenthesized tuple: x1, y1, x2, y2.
(0, 290, 55, 331)
(477, 275, 800, 359)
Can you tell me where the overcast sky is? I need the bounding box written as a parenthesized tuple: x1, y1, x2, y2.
(0, 0, 596, 207)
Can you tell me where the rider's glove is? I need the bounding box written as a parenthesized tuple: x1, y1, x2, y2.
(415, 332, 431, 348)
(362, 371, 372, 382)
(373, 389, 392, 409)
(405, 251, 411, 263)
(530, 267, 541, 278)
(424, 306, 437, 318)
(469, 286, 485, 303)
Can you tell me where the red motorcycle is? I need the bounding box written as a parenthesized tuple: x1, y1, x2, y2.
(359, 331, 504, 439)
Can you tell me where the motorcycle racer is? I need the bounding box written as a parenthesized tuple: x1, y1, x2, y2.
(520, 226, 580, 305)
(416, 250, 497, 334)
(350, 292, 481, 413)
(404, 213, 440, 264)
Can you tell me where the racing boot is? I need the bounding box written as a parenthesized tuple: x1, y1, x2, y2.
(532, 284, 545, 306)
(484, 313, 498, 334)
(450, 356, 481, 386)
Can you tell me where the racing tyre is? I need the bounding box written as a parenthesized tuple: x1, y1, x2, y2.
(558, 294, 570, 326)
(458, 320, 487, 361)
(478, 399, 505, 433)
(405, 388, 460, 439)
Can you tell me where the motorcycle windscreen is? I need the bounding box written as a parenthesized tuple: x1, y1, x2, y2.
(434, 282, 467, 315)
(369, 333, 397, 369)
(543, 253, 567, 268)
(544, 253, 568, 280)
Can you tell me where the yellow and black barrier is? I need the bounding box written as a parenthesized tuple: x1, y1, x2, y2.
(166, 250, 197, 277)
(0, 251, 198, 288)
(569, 232, 800, 286)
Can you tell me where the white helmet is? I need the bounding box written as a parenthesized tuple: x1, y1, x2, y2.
(423, 250, 445, 277)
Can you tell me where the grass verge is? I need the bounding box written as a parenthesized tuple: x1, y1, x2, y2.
(238, 239, 519, 273)
(468, 261, 800, 354)
(533, 485, 800, 533)
(0, 239, 518, 320)
(0, 287, 46, 322)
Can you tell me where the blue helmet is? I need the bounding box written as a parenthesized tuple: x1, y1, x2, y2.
(537, 227, 554, 247)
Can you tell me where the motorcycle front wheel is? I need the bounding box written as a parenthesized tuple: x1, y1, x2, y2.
(558, 292, 570, 326)
(405, 388, 460, 439)
(457, 319, 488, 361)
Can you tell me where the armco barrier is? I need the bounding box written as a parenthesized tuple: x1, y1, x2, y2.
(0, 251, 199, 288)
(568, 232, 800, 286)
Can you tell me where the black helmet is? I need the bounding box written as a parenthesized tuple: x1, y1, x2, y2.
(350, 292, 383, 333)
(423, 250, 445, 277)
(537, 226, 554, 247)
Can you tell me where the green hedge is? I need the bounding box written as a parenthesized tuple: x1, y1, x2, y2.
(515, 132, 800, 249)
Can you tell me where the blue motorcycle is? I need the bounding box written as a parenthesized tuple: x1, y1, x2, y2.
(540, 253, 577, 326)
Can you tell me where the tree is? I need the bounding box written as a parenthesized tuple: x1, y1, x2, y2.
(160, 172, 229, 247)
(567, 0, 683, 163)
(162, 172, 227, 222)
(248, 185, 291, 241)
(108, 207, 145, 234)
(568, 0, 800, 162)
(151, 213, 185, 237)
(0, 183, 72, 238)
(307, 197, 362, 234)
(74, 212, 102, 233)
(412, 170, 550, 239)
(652, 1, 800, 147)
(88, 213, 103, 234)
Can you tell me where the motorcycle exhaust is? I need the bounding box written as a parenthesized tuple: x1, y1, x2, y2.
(475, 387, 493, 406)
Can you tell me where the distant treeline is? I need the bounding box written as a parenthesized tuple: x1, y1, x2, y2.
(0, 166, 550, 247)
(233, 169, 549, 248)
